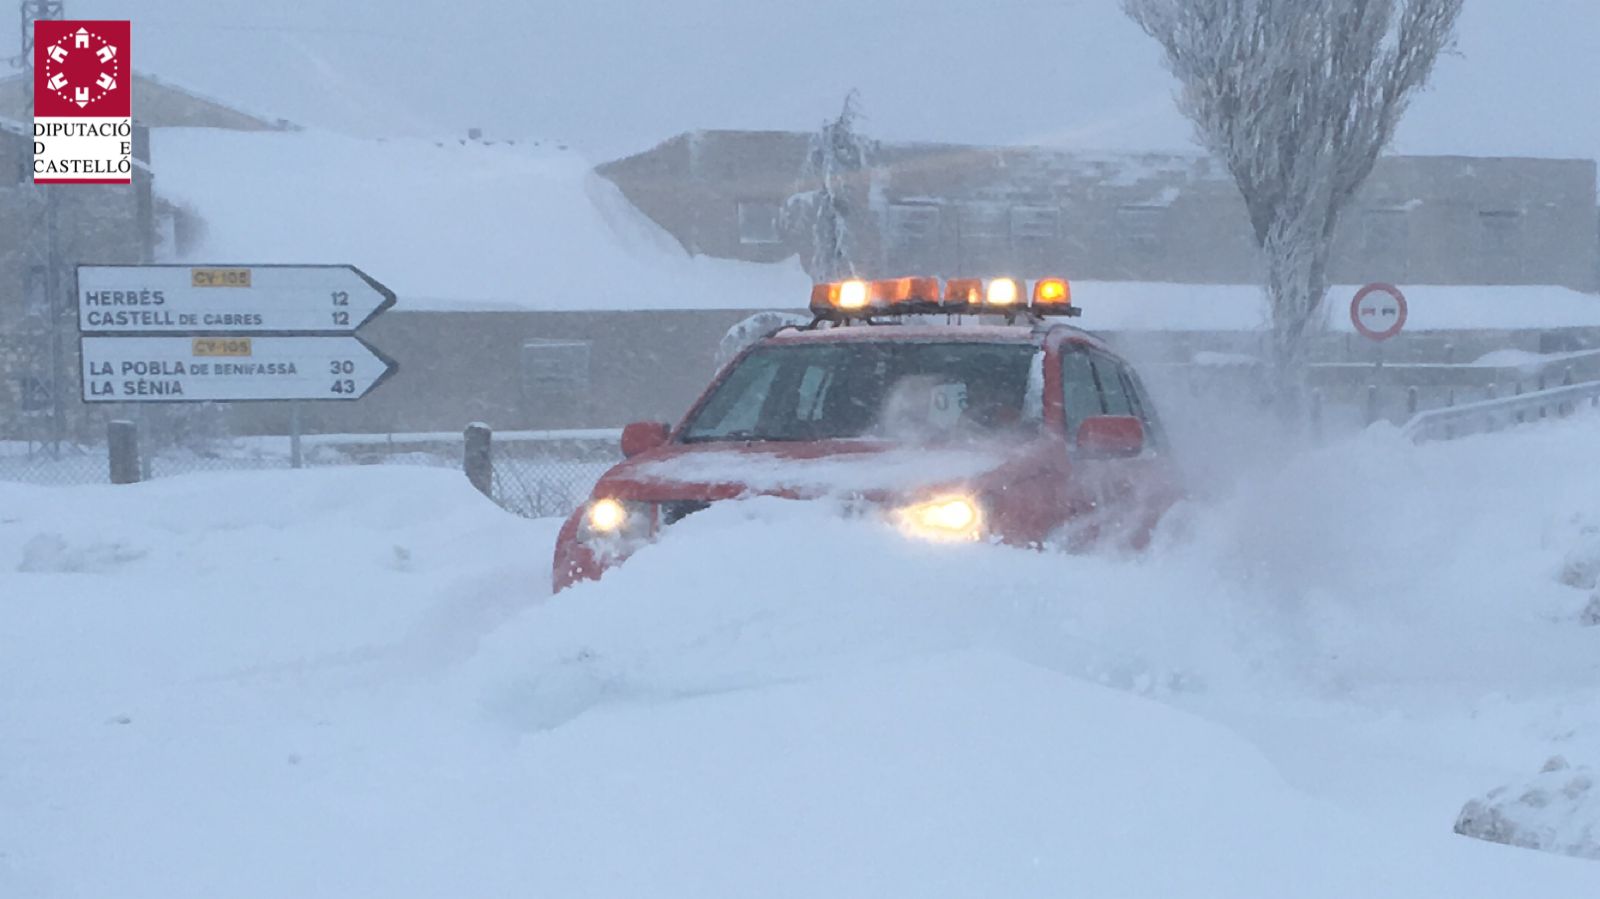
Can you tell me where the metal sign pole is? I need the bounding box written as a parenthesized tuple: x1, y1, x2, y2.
(46, 184, 62, 457)
(289, 401, 303, 470)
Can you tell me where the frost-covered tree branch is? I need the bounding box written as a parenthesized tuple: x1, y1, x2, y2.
(1123, 0, 1462, 406)
(786, 91, 873, 281)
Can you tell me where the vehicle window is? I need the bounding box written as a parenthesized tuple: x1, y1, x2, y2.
(1090, 355, 1134, 416)
(681, 341, 1040, 443)
(1123, 368, 1167, 452)
(796, 364, 833, 421)
(1060, 350, 1100, 438)
(686, 350, 782, 439)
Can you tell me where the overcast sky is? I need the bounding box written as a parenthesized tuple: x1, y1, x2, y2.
(2, 0, 1596, 163)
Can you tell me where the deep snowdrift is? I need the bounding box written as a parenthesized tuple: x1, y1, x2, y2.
(7, 418, 1600, 895)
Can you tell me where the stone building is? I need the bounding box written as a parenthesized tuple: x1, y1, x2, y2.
(599, 131, 1600, 293)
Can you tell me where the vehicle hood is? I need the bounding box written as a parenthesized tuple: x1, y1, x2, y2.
(595, 439, 1028, 502)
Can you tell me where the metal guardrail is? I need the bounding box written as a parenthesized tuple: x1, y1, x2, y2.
(1401, 376, 1600, 443)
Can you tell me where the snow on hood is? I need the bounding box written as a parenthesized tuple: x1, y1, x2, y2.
(625, 443, 1012, 495)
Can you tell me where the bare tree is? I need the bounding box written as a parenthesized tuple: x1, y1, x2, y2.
(1123, 0, 1463, 407)
(787, 90, 872, 281)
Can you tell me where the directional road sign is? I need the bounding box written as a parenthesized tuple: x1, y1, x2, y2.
(81, 335, 395, 403)
(77, 264, 395, 334)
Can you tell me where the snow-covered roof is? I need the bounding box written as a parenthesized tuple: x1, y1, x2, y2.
(148, 128, 810, 311)
(130, 71, 296, 131)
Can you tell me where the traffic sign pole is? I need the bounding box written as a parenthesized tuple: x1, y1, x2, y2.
(290, 402, 303, 470)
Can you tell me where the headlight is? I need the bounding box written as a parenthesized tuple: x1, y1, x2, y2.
(578, 498, 653, 544)
(587, 498, 628, 533)
(893, 494, 984, 542)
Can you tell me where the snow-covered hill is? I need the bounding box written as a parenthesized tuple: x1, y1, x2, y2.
(8, 411, 1600, 893)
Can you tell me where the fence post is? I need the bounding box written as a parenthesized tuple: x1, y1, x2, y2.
(289, 402, 304, 469)
(1443, 342, 1456, 365)
(1406, 386, 1419, 419)
(1443, 388, 1456, 440)
(1515, 382, 1524, 424)
(1309, 389, 1323, 444)
(1365, 384, 1379, 426)
(108, 420, 140, 485)
(464, 422, 493, 499)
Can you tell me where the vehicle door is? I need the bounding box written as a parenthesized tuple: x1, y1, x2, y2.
(1056, 346, 1170, 549)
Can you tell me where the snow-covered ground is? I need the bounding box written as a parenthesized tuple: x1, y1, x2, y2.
(8, 414, 1600, 895)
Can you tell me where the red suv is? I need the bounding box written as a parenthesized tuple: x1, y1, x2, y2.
(552, 277, 1183, 591)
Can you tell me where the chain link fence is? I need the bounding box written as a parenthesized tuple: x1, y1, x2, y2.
(0, 427, 620, 521)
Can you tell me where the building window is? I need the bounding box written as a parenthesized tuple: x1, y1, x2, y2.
(1011, 206, 1059, 243)
(1116, 206, 1165, 255)
(737, 201, 781, 245)
(957, 203, 1009, 271)
(520, 339, 591, 402)
(888, 203, 941, 249)
(1478, 210, 1523, 275)
(958, 203, 1009, 241)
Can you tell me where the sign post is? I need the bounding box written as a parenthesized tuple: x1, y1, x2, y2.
(1350, 283, 1408, 419)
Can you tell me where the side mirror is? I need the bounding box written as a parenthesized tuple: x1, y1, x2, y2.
(620, 421, 671, 458)
(1075, 415, 1144, 459)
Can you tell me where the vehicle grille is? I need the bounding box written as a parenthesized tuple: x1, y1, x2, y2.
(659, 500, 712, 527)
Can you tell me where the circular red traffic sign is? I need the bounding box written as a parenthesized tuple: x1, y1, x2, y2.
(1350, 282, 1407, 342)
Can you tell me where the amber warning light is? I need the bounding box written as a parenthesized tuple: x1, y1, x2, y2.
(810, 276, 1079, 320)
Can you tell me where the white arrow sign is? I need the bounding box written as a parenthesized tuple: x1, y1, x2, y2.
(80, 335, 395, 403)
(77, 265, 395, 335)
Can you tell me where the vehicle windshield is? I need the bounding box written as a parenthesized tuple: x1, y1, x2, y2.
(681, 341, 1041, 443)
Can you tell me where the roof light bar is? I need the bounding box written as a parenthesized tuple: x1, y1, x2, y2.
(811, 276, 1080, 319)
